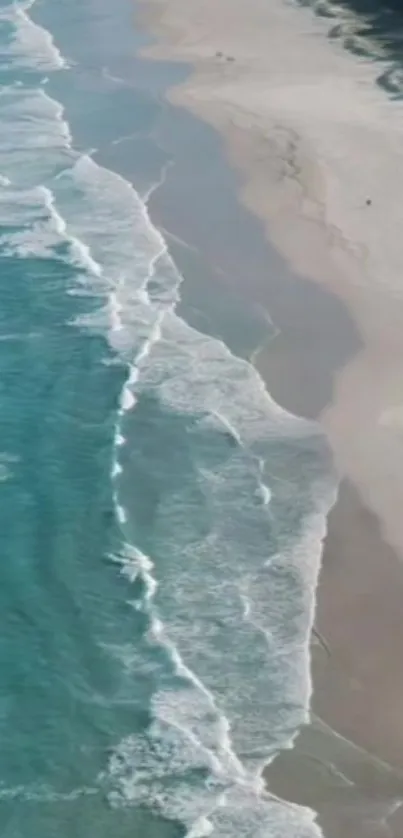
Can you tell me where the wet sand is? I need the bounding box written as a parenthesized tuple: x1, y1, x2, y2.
(270, 483, 403, 837)
(137, 0, 403, 835)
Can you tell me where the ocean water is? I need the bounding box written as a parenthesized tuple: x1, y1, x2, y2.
(0, 0, 338, 836)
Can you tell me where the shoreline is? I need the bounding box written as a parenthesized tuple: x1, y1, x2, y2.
(138, 0, 403, 561)
(146, 129, 403, 832)
(135, 0, 403, 834)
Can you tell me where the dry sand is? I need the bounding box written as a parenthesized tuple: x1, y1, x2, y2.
(137, 0, 403, 833)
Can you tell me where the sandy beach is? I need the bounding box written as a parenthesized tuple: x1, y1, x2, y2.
(137, 0, 403, 834)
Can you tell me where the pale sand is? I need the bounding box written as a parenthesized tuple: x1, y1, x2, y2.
(139, 0, 403, 562)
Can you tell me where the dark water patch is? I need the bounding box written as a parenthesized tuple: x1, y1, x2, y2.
(149, 103, 361, 420)
(297, 0, 403, 97)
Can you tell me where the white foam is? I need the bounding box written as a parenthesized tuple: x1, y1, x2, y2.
(0, 782, 98, 802)
(0, 76, 107, 278)
(110, 291, 123, 332)
(0, 0, 67, 72)
(120, 388, 136, 412)
(0, 85, 73, 189)
(108, 726, 321, 836)
(185, 816, 214, 838)
(41, 185, 102, 275)
(116, 504, 127, 525)
(209, 410, 243, 447)
(258, 481, 271, 505)
(0, 181, 103, 280)
(110, 543, 158, 596)
(112, 461, 122, 478)
(53, 153, 178, 288)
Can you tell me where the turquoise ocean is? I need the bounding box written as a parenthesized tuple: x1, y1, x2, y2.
(0, 0, 337, 835)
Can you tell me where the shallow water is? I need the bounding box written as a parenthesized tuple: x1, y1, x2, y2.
(0, 0, 337, 835)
